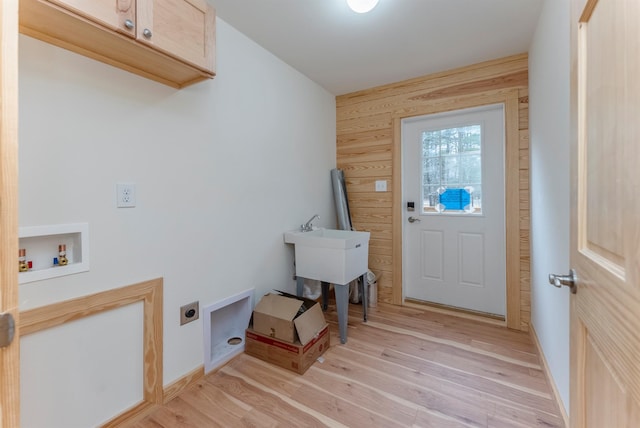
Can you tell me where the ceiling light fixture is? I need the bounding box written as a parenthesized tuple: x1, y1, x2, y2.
(347, 0, 379, 14)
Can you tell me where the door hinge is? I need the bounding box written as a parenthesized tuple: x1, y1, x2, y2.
(0, 312, 16, 347)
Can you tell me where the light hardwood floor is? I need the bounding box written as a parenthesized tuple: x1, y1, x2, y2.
(134, 302, 564, 427)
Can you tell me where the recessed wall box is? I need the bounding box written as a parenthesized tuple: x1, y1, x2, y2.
(18, 223, 89, 284)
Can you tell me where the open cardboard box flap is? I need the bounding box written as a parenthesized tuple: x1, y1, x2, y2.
(252, 292, 327, 345)
(293, 298, 326, 345)
(254, 293, 303, 320)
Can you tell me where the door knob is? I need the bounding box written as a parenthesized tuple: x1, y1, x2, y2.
(143, 28, 152, 38)
(548, 269, 577, 294)
(124, 19, 134, 30)
(408, 216, 421, 223)
(0, 312, 15, 348)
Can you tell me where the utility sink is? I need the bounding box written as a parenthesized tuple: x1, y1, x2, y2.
(284, 228, 370, 285)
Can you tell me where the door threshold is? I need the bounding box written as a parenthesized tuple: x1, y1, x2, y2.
(403, 298, 506, 326)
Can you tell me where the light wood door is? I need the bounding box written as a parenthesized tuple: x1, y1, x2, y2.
(570, 0, 640, 426)
(402, 104, 506, 316)
(137, 0, 215, 72)
(0, 0, 20, 426)
(46, 0, 136, 36)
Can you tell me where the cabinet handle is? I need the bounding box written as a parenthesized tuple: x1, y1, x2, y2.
(143, 28, 152, 38)
(124, 19, 134, 30)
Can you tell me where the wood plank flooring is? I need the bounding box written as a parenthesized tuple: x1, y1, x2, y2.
(134, 302, 564, 427)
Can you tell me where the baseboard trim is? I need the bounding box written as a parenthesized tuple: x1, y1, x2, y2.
(529, 325, 570, 427)
(163, 365, 205, 404)
(103, 365, 206, 426)
(124, 360, 232, 424)
(102, 401, 157, 427)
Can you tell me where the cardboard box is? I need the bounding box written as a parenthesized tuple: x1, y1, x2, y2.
(245, 325, 330, 374)
(251, 292, 326, 345)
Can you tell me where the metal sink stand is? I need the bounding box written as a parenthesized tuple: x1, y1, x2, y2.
(296, 274, 367, 344)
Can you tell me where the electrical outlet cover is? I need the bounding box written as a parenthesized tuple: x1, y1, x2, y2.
(116, 183, 136, 208)
(180, 301, 199, 325)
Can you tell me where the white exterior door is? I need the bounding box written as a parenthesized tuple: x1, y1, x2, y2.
(402, 104, 506, 316)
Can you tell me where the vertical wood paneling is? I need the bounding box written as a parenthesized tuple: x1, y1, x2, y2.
(337, 54, 531, 331)
(518, 99, 531, 332)
(505, 94, 521, 329)
(391, 117, 403, 305)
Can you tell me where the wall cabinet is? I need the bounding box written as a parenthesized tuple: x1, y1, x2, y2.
(20, 0, 216, 88)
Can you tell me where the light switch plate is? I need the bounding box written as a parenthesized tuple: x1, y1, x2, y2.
(375, 180, 387, 192)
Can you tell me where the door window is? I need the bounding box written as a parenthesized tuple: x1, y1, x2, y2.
(421, 124, 482, 213)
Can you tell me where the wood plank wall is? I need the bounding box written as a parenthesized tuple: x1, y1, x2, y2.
(336, 54, 531, 331)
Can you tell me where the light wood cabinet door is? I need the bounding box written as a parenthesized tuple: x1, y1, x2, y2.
(137, 0, 215, 73)
(47, 0, 135, 36)
(20, 0, 215, 87)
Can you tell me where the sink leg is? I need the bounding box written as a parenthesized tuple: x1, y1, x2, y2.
(335, 283, 349, 344)
(360, 274, 368, 322)
(321, 281, 330, 310)
(296, 276, 305, 297)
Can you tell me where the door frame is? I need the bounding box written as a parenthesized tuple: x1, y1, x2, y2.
(400, 103, 507, 317)
(0, 0, 21, 425)
(391, 89, 523, 329)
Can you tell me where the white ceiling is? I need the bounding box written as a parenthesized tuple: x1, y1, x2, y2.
(209, 0, 543, 96)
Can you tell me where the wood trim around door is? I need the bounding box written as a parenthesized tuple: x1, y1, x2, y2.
(0, 0, 20, 425)
(392, 89, 522, 329)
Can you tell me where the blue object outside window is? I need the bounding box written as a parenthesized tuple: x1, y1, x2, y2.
(439, 188, 471, 211)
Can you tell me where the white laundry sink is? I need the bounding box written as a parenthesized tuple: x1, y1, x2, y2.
(284, 228, 370, 285)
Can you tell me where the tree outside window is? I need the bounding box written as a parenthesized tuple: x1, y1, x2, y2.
(421, 124, 482, 213)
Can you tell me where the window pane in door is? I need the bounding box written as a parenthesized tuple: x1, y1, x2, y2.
(421, 124, 482, 213)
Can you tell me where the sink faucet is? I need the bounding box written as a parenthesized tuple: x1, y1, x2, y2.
(301, 214, 319, 232)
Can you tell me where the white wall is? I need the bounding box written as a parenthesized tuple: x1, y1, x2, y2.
(529, 0, 571, 414)
(18, 18, 336, 427)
